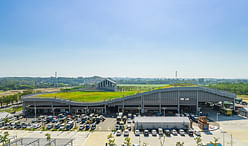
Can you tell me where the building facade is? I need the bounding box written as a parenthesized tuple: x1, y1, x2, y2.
(21, 87, 236, 117)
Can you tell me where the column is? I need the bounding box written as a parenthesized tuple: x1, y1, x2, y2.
(51, 102, 54, 116)
(233, 97, 236, 111)
(141, 95, 144, 114)
(122, 100, 125, 113)
(159, 92, 162, 114)
(34, 103, 37, 120)
(177, 89, 180, 114)
(104, 104, 107, 115)
(22, 102, 26, 116)
(196, 89, 199, 114)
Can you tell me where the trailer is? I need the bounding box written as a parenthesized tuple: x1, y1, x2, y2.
(134, 116, 190, 130)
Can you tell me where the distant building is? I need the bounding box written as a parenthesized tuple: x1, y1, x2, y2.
(97, 79, 117, 91)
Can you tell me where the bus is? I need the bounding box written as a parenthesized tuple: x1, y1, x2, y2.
(220, 108, 232, 116)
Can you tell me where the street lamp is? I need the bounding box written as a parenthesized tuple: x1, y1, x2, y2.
(221, 131, 227, 146)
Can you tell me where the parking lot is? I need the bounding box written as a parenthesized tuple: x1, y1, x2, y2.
(0, 112, 106, 132)
(1, 110, 248, 146)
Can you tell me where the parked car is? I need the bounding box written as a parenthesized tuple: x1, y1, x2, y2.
(165, 129, 171, 136)
(59, 123, 65, 130)
(116, 130, 122, 136)
(158, 128, 163, 136)
(85, 124, 90, 130)
(172, 129, 177, 136)
(54, 124, 60, 129)
(135, 130, 140, 136)
(127, 124, 131, 131)
(195, 131, 201, 137)
(124, 129, 129, 136)
(127, 118, 132, 124)
(179, 129, 185, 136)
(91, 123, 96, 130)
(144, 130, 149, 136)
(152, 129, 157, 136)
(79, 124, 85, 130)
(188, 129, 194, 136)
(115, 124, 119, 130)
(47, 124, 53, 129)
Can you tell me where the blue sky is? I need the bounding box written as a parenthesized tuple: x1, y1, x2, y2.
(0, 0, 248, 78)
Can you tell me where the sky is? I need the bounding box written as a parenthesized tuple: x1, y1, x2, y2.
(0, 0, 248, 78)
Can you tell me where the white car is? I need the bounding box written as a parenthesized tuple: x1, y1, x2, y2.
(172, 129, 177, 136)
(127, 124, 131, 131)
(127, 118, 132, 124)
(124, 129, 129, 136)
(179, 129, 185, 136)
(152, 129, 157, 136)
(158, 128, 163, 135)
(135, 130, 140, 136)
(116, 130, 121, 136)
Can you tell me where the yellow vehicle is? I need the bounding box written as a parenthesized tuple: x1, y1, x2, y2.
(220, 108, 232, 116)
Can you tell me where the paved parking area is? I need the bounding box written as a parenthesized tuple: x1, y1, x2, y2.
(1, 130, 90, 146)
(95, 117, 116, 131)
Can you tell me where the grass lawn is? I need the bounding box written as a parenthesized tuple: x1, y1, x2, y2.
(117, 84, 168, 87)
(237, 95, 248, 103)
(38, 91, 140, 103)
(0, 106, 23, 113)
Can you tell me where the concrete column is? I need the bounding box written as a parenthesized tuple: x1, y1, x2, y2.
(122, 100, 125, 113)
(196, 89, 199, 114)
(233, 97, 236, 111)
(159, 92, 161, 114)
(34, 103, 37, 120)
(86, 106, 89, 113)
(51, 103, 54, 116)
(141, 95, 144, 114)
(104, 104, 107, 115)
(177, 89, 180, 114)
(22, 102, 26, 116)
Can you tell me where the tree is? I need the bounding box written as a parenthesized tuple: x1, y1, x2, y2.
(210, 137, 219, 146)
(0, 131, 9, 145)
(3, 117, 9, 125)
(124, 137, 131, 146)
(176, 141, 184, 146)
(45, 133, 51, 141)
(107, 133, 115, 146)
(194, 136, 203, 146)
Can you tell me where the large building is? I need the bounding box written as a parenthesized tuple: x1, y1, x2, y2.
(21, 87, 236, 117)
(96, 79, 117, 91)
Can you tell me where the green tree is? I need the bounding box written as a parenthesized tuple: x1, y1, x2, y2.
(107, 133, 115, 146)
(194, 136, 203, 146)
(124, 137, 131, 146)
(0, 131, 9, 145)
(45, 133, 51, 141)
(210, 137, 219, 146)
(176, 141, 184, 146)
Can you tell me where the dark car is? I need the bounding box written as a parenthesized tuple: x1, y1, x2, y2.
(85, 124, 90, 130)
(165, 129, 171, 136)
(144, 130, 149, 136)
(91, 124, 96, 130)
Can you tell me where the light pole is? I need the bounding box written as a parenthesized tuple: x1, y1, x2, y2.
(221, 131, 226, 146)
